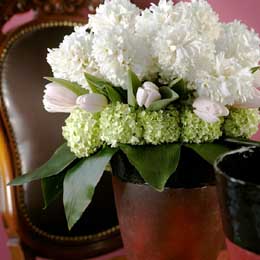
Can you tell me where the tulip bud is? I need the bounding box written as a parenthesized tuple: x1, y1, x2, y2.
(76, 93, 108, 113)
(43, 83, 77, 113)
(136, 81, 161, 108)
(193, 97, 229, 123)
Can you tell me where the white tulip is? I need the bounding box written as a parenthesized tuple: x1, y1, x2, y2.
(136, 81, 161, 108)
(76, 93, 108, 113)
(43, 83, 77, 113)
(234, 87, 260, 109)
(193, 97, 229, 123)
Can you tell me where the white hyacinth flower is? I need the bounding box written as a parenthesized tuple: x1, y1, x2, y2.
(234, 88, 260, 109)
(76, 93, 108, 113)
(136, 81, 161, 108)
(216, 21, 260, 68)
(193, 96, 229, 123)
(43, 83, 77, 113)
(253, 70, 260, 86)
(47, 27, 99, 89)
(195, 53, 255, 105)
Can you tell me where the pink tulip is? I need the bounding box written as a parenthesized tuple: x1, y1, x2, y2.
(193, 97, 229, 123)
(43, 83, 77, 113)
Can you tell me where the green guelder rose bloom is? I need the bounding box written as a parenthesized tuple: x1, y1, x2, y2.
(62, 108, 102, 157)
(180, 106, 223, 143)
(138, 107, 180, 144)
(224, 108, 260, 138)
(100, 103, 143, 147)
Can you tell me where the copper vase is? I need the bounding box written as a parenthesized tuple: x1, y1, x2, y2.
(111, 149, 225, 260)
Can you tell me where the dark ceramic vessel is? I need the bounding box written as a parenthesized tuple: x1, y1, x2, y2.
(112, 148, 224, 260)
(215, 146, 260, 259)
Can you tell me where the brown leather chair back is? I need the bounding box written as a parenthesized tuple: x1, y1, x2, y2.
(0, 3, 121, 258)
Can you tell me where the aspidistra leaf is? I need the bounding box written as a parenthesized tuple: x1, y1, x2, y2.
(127, 70, 141, 106)
(148, 87, 179, 111)
(169, 79, 189, 99)
(63, 147, 117, 230)
(104, 85, 122, 103)
(41, 171, 66, 209)
(224, 137, 260, 148)
(185, 143, 231, 165)
(84, 73, 122, 103)
(9, 143, 76, 185)
(120, 144, 181, 191)
(251, 66, 260, 73)
(84, 73, 107, 95)
(45, 77, 88, 96)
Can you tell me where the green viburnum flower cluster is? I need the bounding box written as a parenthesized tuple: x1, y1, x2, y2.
(224, 108, 260, 138)
(180, 106, 223, 143)
(62, 104, 260, 158)
(100, 103, 143, 147)
(62, 108, 102, 158)
(138, 107, 180, 145)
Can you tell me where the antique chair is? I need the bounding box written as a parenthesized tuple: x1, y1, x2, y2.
(0, 1, 122, 259)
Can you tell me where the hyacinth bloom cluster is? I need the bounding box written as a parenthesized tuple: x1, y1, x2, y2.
(43, 0, 260, 159)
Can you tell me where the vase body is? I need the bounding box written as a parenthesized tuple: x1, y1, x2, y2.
(215, 147, 260, 259)
(112, 149, 224, 260)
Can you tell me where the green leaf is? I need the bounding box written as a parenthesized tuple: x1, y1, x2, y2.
(45, 77, 88, 96)
(120, 144, 181, 191)
(148, 87, 179, 111)
(185, 143, 231, 165)
(251, 66, 260, 73)
(114, 87, 127, 103)
(41, 171, 66, 209)
(63, 147, 117, 230)
(169, 79, 189, 99)
(127, 70, 141, 106)
(105, 85, 122, 103)
(84, 73, 122, 103)
(9, 143, 76, 186)
(84, 73, 107, 95)
(169, 78, 182, 87)
(224, 137, 260, 148)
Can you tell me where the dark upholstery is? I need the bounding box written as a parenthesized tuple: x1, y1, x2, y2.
(1, 26, 118, 237)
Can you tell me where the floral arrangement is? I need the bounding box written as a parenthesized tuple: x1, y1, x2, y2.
(10, 0, 260, 230)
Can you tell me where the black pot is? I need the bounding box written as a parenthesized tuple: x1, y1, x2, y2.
(215, 146, 260, 257)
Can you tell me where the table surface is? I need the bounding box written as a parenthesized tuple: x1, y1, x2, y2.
(108, 251, 230, 260)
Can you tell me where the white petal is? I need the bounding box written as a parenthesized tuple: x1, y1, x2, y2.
(194, 109, 219, 123)
(142, 81, 159, 92)
(253, 70, 260, 87)
(234, 88, 260, 108)
(76, 93, 108, 112)
(136, 87, 148, 107)
(193, 96, 229, 121)
(43, 83, 77, 113)
(144, 91, 161, 108)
